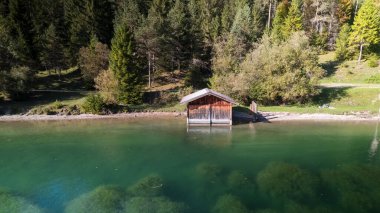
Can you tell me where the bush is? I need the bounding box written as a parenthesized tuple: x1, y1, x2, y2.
(82, 94, 105, 114)
(0, 66, 33, 100)
(95, 69, 119, 104)
(367, 54, 379, 68)
(78, 36, 110, 86)
(212, 32, 325, 105)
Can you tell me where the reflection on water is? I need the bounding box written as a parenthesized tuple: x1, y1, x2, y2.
(369, 120, 379, 160)
(186, 126, 232, 147)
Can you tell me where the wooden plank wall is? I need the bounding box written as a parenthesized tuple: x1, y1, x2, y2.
(188, 96, 231, 121)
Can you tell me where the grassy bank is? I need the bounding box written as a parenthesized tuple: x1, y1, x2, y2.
(259, 87, 380, 115)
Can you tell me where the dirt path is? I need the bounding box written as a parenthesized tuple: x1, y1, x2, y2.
(320, 83, 380, 88)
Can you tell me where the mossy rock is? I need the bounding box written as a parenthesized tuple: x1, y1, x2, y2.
(256, 162, 319, 202)
(124, 196, 188, 213)
(127, 175, 164, 197)
(65, 185, 126, 213)
(211, 194, 249, 213)
(0, 190, 44, 213)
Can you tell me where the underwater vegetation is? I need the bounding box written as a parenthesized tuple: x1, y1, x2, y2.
(127, 174, 164, 197)
(0, 190, 44, 213)
(196, 162, 223, 183)
(211, 194, 249, 213)
(256, 162, 319, 203)
(321, 164, 380, 213)
(64, 175, 187, 213)
(64, 186, 126, 213)
(124, 196, 188, 213)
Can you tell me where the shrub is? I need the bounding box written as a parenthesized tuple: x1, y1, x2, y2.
(82, 94, 105, 114)
(78, 36, 110, 86)
(367, 54, 379, 68)
(95, 69, 119, 104)
(0, 66, 33, 100)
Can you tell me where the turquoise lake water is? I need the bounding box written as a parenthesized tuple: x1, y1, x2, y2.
(0, 118, 379, 213)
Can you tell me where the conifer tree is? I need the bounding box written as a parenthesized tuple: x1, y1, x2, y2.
(271, 0, 289, 41)
(283, 0, 303, 38)
(349, 0, 380, 63)
(110, 25, 143, 104)
(39, 24, 65, 72)
(335, 24, 351, 61)
(167, 0, 192, 70)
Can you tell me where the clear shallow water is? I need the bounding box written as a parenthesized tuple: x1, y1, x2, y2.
(0, 118, 379, 213)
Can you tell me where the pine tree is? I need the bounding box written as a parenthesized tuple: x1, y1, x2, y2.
(39, 24, 65, 72)
(230, 1, 252, 43)
(283, 0, 303, 38)
(349, 0, 380, 63)
(110, 25, 143, 104)
(167, 0, 192, 71)
(335, 24, 351, 61)
(271, 0, 289, 41)
(251, 0, 266, 42)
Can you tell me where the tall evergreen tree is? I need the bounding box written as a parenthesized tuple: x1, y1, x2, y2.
(335, 24, 351, 61)
(349, 0, 380, 63)
(110, 24, 143, 104)
(39, 24, 65, 72)
(230, 1, 252, 43)
(271, 0, 289, 41)
(167, 0, 192, 71)
(283, 0, 303, 38)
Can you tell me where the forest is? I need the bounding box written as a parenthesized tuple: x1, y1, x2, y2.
(1, 0, 380, 112)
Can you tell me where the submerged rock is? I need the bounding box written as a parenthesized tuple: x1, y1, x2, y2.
(64, 185, 126, 213)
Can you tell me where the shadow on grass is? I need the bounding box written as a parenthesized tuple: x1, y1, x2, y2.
(320, 59, 342, 78)
(312, 87, 350, 105)
(0, 91, 87, 115)
(34, 69, 87, 91)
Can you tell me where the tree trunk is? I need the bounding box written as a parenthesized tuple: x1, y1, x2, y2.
(355, 0, 359, 16)
(267, 1, 272, 29)
(358, 42, 363, 64)
(148, 52, 151, 88)
(152, 53, 155, 86)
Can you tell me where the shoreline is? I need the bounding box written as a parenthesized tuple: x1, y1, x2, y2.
(0, 111, 378, 122)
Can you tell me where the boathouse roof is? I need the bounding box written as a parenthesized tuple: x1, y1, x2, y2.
(180, 88, 236, 105)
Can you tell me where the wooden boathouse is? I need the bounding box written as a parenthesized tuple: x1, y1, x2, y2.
(180, 88, 236, 125)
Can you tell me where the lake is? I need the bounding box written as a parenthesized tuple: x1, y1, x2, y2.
(0, 118, 379, 213)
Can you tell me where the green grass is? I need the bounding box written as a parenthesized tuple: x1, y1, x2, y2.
(319, 52, 380, 84)
(34, 67, 87, 91)
(259, 87, 380, 115)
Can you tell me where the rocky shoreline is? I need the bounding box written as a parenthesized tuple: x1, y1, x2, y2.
(0, 111, 378, 122)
